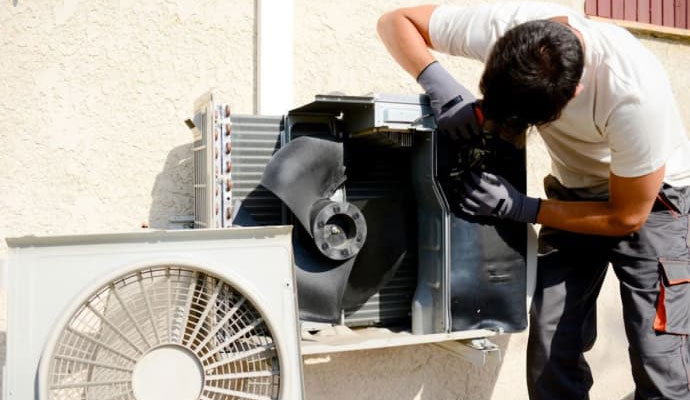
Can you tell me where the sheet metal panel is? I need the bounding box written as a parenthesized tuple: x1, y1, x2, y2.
(625, 0, 638, 20)
(663, 0, 675, 26)
(586, 0, 690, 28)
(639, 0, 651, 23)
(613, 0, 625, 19)
(599, 0, 612, 18)
(651, 0, 664, 24)
(677, 0, 687, 28)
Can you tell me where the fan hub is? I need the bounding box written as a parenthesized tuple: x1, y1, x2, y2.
(132, 344, 204, 400)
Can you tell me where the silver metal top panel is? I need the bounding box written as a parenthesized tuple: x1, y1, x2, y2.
(312, 93, 429, 106)
(6, 226, 293, 248)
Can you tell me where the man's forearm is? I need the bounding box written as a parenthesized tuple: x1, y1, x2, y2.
(377, 6, 437, 77)
(536, 169, 664, 236)
(537, 199, 648, 236)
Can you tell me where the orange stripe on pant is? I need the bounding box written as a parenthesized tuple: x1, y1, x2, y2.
(654, 284, 667, 332)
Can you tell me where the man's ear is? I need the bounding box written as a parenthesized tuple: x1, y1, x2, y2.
(574, 83, 584, 97)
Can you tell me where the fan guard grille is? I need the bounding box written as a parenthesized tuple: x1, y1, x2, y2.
(46, 266, 281, 400)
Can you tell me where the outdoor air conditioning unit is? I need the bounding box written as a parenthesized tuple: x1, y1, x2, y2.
(5, 227, 304, 400)
(189, 92, 536, 338)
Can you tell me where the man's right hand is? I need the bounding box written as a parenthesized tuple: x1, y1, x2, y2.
(417, 61, 482, 141)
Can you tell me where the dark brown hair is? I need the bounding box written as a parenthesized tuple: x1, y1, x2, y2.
(480, 19, 584, 135)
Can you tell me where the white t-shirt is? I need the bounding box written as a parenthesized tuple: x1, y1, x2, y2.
(429, 2, 690, 189)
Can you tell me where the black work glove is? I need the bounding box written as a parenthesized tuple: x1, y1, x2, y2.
(417, 61, 483, 141)
(459, 171, 541, 223)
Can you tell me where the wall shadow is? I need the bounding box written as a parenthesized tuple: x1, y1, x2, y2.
(148, 143, 194, 229)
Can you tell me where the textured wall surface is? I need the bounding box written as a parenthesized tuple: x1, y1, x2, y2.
(0, 0, 255, 240)
(1, 0, 689, 399)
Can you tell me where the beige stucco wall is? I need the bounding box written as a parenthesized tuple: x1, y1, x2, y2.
(1, 1, 689, 399)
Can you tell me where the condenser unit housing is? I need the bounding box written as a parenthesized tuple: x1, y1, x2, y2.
(5, 227, 304, 400)
(189, 92, 536, 338)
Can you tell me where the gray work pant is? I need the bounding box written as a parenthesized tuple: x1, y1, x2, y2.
(527, 176, 690, 400)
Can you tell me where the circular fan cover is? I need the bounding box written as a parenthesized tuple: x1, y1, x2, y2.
(46, 266, 281, 400)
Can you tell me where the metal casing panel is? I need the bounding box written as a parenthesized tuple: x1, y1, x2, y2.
(445, 138, 528, 333)
(5, 227, 304, 400)
(289, 93, 434, 142)
(189, 93, 529, 333)
(410, 129, 450, 334)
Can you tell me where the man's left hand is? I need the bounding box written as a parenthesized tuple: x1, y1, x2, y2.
(459, 171, 541, 223)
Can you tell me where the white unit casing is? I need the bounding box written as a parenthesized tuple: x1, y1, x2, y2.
(5, 227, 303, 400)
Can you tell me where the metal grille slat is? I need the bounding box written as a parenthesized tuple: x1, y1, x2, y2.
(47, 266, 281, 400)
(226, 115, 283, 226)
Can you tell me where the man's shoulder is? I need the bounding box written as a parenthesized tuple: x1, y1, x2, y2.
(590, 24, 667, 106)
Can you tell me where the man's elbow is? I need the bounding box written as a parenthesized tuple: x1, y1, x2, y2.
(377, 9, 400, 37)
(610, 213, 647, 235)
